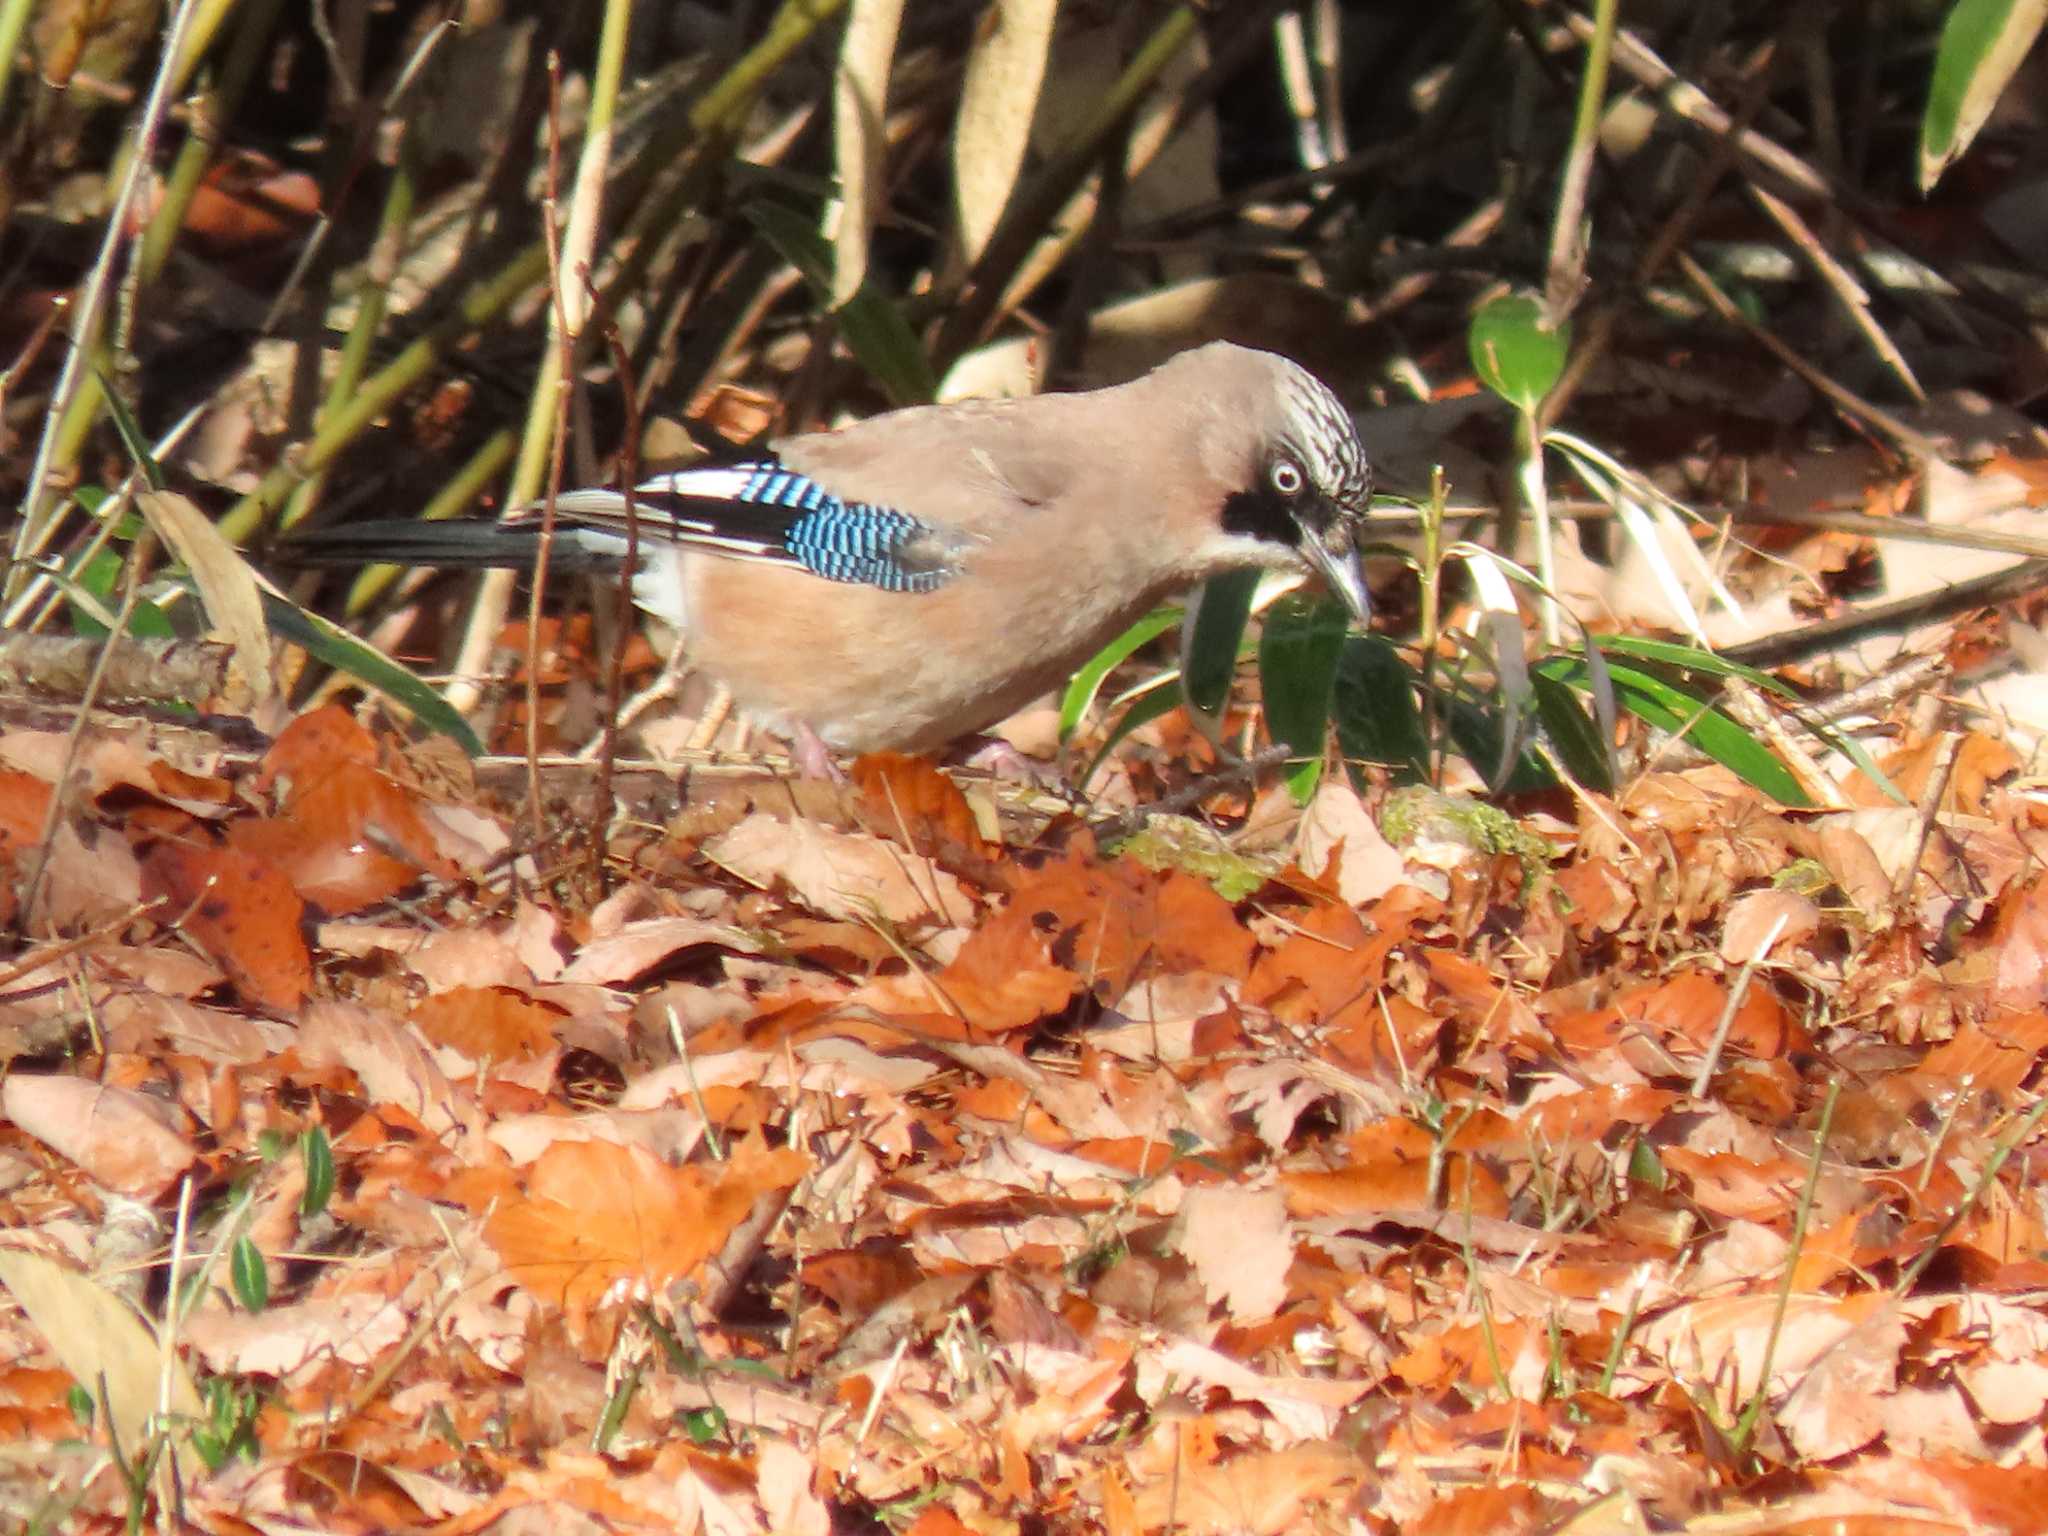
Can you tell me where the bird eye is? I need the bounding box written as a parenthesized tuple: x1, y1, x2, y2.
(1270, 459, 1305, 497)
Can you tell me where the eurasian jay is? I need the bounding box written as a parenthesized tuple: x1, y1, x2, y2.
(292, 342, 1374, 761)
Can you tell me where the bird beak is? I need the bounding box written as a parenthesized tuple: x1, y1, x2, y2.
(1298, 518, 1371, 624)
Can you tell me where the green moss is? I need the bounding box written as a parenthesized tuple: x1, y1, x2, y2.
(1109, 815, 1280, 901)
(1378, 785, 1555, 893)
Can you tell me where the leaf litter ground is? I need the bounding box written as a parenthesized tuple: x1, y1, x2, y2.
(1, 703, 2047, 1535)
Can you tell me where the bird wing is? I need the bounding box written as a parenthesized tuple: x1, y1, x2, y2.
(547, 461, 975, 593)
(773, 395, 1092, 533)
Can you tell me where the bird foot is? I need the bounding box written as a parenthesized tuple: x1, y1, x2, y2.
(957, 736, 1065, 789)
(790, 722, 847, 782)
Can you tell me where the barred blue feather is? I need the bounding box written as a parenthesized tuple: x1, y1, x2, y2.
(717, 464, 954, 592)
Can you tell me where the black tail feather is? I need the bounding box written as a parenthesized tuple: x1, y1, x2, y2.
(280, 518, 622, 576)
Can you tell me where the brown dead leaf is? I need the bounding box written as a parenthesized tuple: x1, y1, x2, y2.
(295, 999, 458, 1135)
(1176, 1184, 1292, 1325)
(141, 839, 311, 1011)
(705, 812, 972, 929)
(1985, 873, 2048, 1008)
(853, 751, 992, 863)
(933, 899, 1081, 1033)
(486, 1134, 808, 1315)
(0, 1075, 195, 1198)
(0, 768, 54, 858)
(412, 986, 566, 1063)
(1297, 778, 1406, 904)
(1127, 1441, 1357, 1533)
(1720, 888, 1822, 964)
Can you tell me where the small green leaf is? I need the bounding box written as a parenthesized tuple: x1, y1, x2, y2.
(229, 1238, 268, 1312)
(1083, 679, 1180, 787)
(742, 200, 937, 405)
(1332, 635, 1428, 784)
(68, 548, 175, 640)
(1181, 569, 1260, 725)
(680, 1405, 728, 1444)
(67, 1383, 94, 1425)
(1259, 593, 1350, 802)
(1920, 0, 2048, 192)
(299, 1127, 334, 1218)
(261, 592, 485, 756)
(1530, 672, 1614, 789)
(1060, 607, 1179, 742)
(1469, 292, 1570, 413)
(596, 1362, 642, 1452)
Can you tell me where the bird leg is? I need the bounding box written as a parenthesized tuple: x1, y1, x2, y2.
(790, 720, 845, 782)
(957, 735, 1065, 789)
(686, 683, 734, 751)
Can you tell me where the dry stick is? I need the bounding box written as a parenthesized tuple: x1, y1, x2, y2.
(7, 0, 203, 602)
(1541, 0, 1617, 320)
(0, 901, 169, 992)
(1536, 29, 1780, 432)
(1567, 2, 2037, 338)
(1691, 906, 1789, 1098)
(1088, 743, 1294, 843)
(13, 524, 163, 937)
(1891, 730, 1961, 910)
(1722, 679, 1841, 810)
(449, 1, 824, 729)
(1895, 1090, 2048, 1296)
(1677, 250, 1944, 459)
(1732, 1078, 1838, 1456)
(1723, 558, 2048, 670)
(596, 329, 646, 847)
(527, 54, 577, 839)
(1747, 179, 1923, 405)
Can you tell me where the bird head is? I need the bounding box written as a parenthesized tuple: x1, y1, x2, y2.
(1189, 346, 1376, 621)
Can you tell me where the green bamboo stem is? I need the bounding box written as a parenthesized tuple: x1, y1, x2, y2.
(219, 0, 847, 546)
(281, 122, 421, 531)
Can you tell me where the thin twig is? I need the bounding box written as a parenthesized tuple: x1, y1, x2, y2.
(1089, 743, 1293, 842)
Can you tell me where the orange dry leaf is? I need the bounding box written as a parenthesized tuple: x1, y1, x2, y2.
(1002, 838, 1255, 996)
(801, 1246, 924, 1315)
(0, 1075, 196, 1198)
(936, 901, 1082, 1033)
(1408, 1484, 1544, 1535)
(1844, 730, 2017, 813)
(1617, 969, 1806, 1060)
(411, 986, 566, 1063)
(853, 751, 991, 861)
(258, 704, 381, 787)
(142, 840, 311, 1012)
(0, 767, 53, 854)
(1127, 1443, 1356, 1535)
(1245, 887, 1436, 1067)
(487, 1134, 808, 1314)
(1659, 1145, 1805, 1221)
(906, 1507, 977, 1536)
(1985, 874, 2048, 1008)
(1283, 1118, 1508, 1220)
(237, 712, 461, 913)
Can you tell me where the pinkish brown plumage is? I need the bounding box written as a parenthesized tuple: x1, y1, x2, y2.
(293, 343, 1375, 758)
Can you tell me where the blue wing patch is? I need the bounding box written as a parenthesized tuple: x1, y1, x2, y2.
(631, 462, 962, 593)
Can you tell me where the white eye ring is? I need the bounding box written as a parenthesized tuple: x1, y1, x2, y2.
(1270, 460, 1305, 496)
